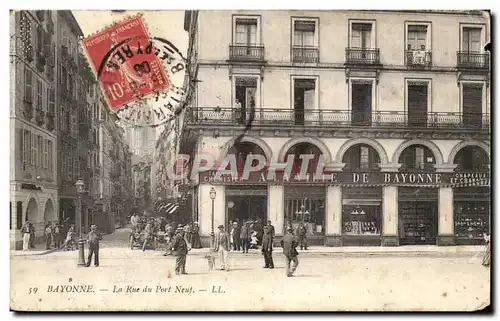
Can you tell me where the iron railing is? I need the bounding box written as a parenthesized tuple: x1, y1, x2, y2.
(292, 46, 319, 63)
(229, 44, 265, 61)
(457, 52, 490, 69)
(406, 50, 432, 68)
(345, 48, 381, 65)
(186, 107, 490, 130)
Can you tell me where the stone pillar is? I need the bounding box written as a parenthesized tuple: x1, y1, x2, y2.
(380, 163, 401, 246)
(325, 185, 342, 246)
(382, 186, 399, 246)
(268, 185, 284, 236)
(437, 187, 454, 246)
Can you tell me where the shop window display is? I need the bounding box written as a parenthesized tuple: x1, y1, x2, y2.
(342, 205, 380, 235)
(284, 197, 325, 236)
(454, 201, 489, 240)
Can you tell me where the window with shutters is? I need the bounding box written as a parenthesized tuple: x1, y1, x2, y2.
(70, 113, 77, 138)
(31, 133, 37, 166)
(37, 136, 43, 168)
(24, 68, 33, 103)
(407, 25, 429, 51)
(23, 130, 31, 168)
(73, 158, 79, 182)
(36, 80, 43, 110)
(48, 88, 55, 113)
(406, 80, 431, 127)
(67, 156, 73, 181)
(350, 23, 373, 49)
(42, 139, 48, 169)
(292, 18, 319, 63)
(461, 82, 484, 127)
(48, 140, 53, 172)
(234, 18, 258, 44)
(462, 27, 482, 52)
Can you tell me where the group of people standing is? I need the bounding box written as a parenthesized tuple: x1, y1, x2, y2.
(20, 220, 77, 251)
(229, 219, 271, 253)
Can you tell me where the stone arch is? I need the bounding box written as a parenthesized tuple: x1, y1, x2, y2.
(224, 136, 273, 163)
(278, 137, 332, 163)
(44, 198, 56, 222)
(392, 139, 444, 165)
(25, 198, 38, 223)
(447, 140, 490, 165)
(336, 138, 389, 164)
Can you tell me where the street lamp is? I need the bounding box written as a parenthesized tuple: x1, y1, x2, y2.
(75, 179, 86, 267)
(209, 187, 216, 248)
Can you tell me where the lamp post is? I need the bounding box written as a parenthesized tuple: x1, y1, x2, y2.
(209, 187, 216, 248)
(75, 179, 86, 267)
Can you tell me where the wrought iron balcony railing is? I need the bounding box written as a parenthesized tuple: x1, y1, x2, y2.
(345, 48, 381, 65)
(292, 46, 319, 63)
(457, 51, 490, 69)
(229, 44, 265, 62)
(186, 107, 490, 130)
(406, 50, 432, 68)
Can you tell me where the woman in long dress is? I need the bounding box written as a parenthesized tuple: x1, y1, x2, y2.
(191, 222, 203, 249)
(482, 232, 490, 267)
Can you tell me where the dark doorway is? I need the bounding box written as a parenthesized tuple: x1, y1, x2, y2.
(351, 83, 372, 126)
(226, 186, 268, 227)
(462, 84, 483, 127)
(407, 84, 428, 127)
(16, 201, 23, 229)
(294, 79, 315, 125)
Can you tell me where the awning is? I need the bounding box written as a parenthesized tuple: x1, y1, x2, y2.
(155, 201, 179, 215)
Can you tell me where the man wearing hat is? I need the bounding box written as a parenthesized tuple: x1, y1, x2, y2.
(261, 225, 274, 269)
(172, 225, 189, 275)
(214, 224, 230, 271)
(86, 224, 102, 267)
(280, 226, 299, 277)
(21, 221, 32, 251)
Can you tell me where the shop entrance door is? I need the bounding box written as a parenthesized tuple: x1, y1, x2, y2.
(398, 201, 438, 245)
(225, 186, 268, 227)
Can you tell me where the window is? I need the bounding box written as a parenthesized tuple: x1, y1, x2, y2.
(68, 74, 73, 94)
(406, 80, 430, 127)
(36, 26, 43, 53)
(61, 67, 67, 85)
(37, 136, 43, 168)
(293, 20, 316, 47)
(47, 140, 53, 172)
(462, 27, 482, 52)
(70, 113, 77, 138)
(62, 29, 69, 48)
(73, 158, 79, 181)
(293, 78, 316, 125)
(31, 133, 37, 166)
(350, 80, 373, 126)
(351, 23, 373, 49)
(343, 145, 380, 170)
(48, 88, 55, 113)
(36, 80, 43, 110)
(24, 69, 33, 103)
(42, 139, 48, 169)
(399, 145, 435, 170)
(461, 83, 484, 127)
(23, 130, 31, 168)
(234, 18, 257, 44)
(67, 156, 73, 181)
(407, 25, 428, 51)
(233, 76, 258, 124)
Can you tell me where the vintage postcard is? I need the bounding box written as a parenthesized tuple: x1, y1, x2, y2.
(9, 9, 491, 312)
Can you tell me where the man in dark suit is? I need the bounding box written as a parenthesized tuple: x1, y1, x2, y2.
(240, 221, 251, 253)
(172, 225, 189, 275)
(86, 225, 102, 267)
(280, 226, 299, 277)
(261, 225, 274, 268)
(266, 220, 275, 237)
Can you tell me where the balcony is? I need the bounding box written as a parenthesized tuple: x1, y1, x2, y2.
(22, 100, 33, 121)
(345, 48, 381, 65)
(228, 44, 265, 62)
(35, 109, 45, 126)
(36, 51, 46, 73)
(186, 107, 490, 130)
(47, 112, 55, 132)
(292, 46, 319, 63)
(457, 52, 490, 70)
(406, 50, 432, 69)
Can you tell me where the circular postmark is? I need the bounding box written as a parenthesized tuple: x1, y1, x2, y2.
(82, 15, 188, 128)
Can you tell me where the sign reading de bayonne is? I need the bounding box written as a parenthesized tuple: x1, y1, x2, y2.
(198, 170, 490, 186)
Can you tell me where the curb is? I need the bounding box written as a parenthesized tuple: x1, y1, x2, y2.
(11, 248, 59, 257)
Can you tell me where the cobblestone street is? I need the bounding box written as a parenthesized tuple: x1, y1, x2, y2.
(10, 229, 491, 311)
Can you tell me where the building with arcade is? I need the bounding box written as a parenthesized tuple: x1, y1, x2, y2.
(179, 10, 491, 246)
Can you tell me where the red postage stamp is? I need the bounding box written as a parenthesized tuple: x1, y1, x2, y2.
(82, 15, 170, 111)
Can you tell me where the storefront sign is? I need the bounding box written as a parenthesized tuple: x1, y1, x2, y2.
(198, 170, 490, 186)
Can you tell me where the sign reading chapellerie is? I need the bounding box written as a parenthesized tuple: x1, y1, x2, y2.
(199, 170, 490, 186)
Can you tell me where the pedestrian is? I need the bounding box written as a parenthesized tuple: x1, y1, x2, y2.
(142, 222, 154, 252)
(267, 220, 275, 238)
(171, 225, 189, 275)
(53, 222, 62, 248)
(231, 222, 241, 251)
(86, 224, 102, 267)
(64, 225, 77, 251)
(130, 213, 138, 228)
(261, 225, 274, 269)
(482, 232, 490, 267)
(44, 221, 53, 250)
(281, 226, 299, 277)
(240, 221, 251, 253)
(191, 222, 203, 249)
(184, 223, 192, 245)
(297, 222, 308, 250)
(29, 222, 36, 248)
(21, 221, 31, 251)
(214, 225, 230, 271)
